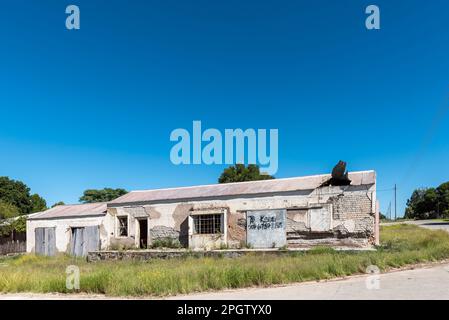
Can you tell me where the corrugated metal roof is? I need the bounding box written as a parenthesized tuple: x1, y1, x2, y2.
(109, 170, 375, 206)
(28, 202, 107, 220)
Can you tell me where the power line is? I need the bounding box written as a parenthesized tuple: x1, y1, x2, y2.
(400, 92, 449, 185)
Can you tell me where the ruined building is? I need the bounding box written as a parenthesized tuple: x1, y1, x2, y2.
(27, 170, 379, 256)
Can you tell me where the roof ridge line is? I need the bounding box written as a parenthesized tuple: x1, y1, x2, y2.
(126, 170, 374, 194)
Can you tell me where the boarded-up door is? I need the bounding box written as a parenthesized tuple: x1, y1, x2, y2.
(35, 227, 56, 256)
(246, 209, 286, 248)
(309, 206, 332, 232)
(84, 226, 100, 254)
(70, 226, 100, 257)
(71, 228, 84, 257)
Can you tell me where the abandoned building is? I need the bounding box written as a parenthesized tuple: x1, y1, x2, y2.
(26, 202, 108, 256)
(26, 170, 379, 256)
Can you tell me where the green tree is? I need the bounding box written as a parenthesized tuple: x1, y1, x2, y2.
(0, 177, 33, 214)
(79, 188, 128, 203)
(30, 194, 47, 213)
(436, 182, 449, 217)
(0, 205, 25, 237)
(218, 164, 274, 183)
(0, 200, 20, 220)
(405, 188, 439, 219)
(10, 216, 26, 233)
(51, 201, 65, 208)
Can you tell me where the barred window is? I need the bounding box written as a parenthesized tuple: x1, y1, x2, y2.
(193, 214, 222, 234)
(117, 216, 128, 237)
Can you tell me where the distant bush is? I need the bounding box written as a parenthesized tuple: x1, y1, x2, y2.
(218, 243, 229, 250)
(278, 245, 288, 251)
(405, 182, 449, 219)
(308, 246, 336, 255)
(150, 237, 182, 249)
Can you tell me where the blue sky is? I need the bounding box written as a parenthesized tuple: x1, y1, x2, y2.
(0, 0, 448, 217)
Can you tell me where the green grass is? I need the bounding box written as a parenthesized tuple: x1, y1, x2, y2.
(1, 224, 449, 297)
(150, 237, 182, 249)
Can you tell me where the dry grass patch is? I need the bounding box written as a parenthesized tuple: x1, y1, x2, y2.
(1, 224, 449, 296)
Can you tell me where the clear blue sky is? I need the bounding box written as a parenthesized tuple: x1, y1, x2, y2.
(0, 1, 448, 217)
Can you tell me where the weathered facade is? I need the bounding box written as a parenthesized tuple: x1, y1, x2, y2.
(108, 170, 378, 250)
(27, 170, 379, 256)
(26, 203, 109, 256)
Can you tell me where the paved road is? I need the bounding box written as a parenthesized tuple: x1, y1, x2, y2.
(382, 220, 449, 232)
(168, 262, 449, 300)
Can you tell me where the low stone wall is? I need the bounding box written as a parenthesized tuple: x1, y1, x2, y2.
(88, 249, 276, 261)
(87, 247, 374, 262)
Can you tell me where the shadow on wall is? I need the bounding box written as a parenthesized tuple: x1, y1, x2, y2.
(180, 218, 189, 247)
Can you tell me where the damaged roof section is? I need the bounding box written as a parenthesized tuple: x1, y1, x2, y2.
(109, 170, 376, 206)
(28, 202, 108, 220)
(321, 160, 352, 187)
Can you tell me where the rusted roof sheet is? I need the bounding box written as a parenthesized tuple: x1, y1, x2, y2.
(109, 170, 375, 206)
(28, 202, 107, 220)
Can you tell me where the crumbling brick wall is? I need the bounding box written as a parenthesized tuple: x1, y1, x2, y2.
(329, 192, 374, 236)
(284, 187, 375, 248)
(227, 212, 246, 247)
(330, 193, 373, 220)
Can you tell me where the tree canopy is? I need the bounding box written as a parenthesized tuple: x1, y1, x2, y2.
(30, 194, 47, 213)
(0, 199, 23, 237)
(51, 201, 66, 208)
(0, 200, 20, 220)
(0, 177, 33, 214)
(0, 176, 47, 215)
(0, 177, 47, 237)
(218, 164, 274, 183)
(405, 182, 449, 219)
(437, 182, 449, 216)
(79, 188, 128, 203)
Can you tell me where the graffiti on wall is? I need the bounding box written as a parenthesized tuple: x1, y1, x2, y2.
(246, 209, 287, 248)
(247, 214, 283, 230)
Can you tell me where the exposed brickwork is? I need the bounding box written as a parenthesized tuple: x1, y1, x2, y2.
(150, 226, 180, 241)
(227, 212, 246, 247)
(330, 193, 373, 220)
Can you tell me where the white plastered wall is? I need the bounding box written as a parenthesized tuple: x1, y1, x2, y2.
(26, 215, 112, 253)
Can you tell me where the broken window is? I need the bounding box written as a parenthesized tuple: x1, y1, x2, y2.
(193, 214, 222, 234)
(117, 216, 128, 237)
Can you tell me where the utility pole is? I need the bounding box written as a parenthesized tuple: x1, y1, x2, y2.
(394, 184, 397, 220)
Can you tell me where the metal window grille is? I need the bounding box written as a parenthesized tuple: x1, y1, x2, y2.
(193, 214, 222, 234)
(118, 216, 128, 236)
